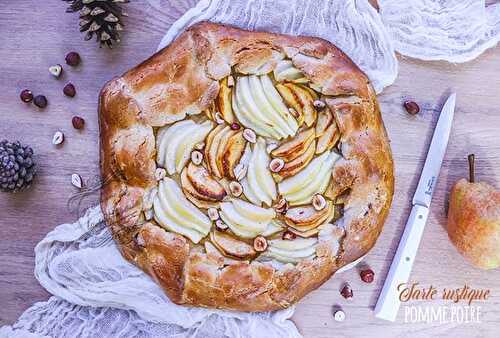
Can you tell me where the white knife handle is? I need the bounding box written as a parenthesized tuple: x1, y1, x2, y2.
(374, 204, 429, 321)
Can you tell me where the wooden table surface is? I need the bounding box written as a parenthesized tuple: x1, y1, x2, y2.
(1, 1, 500, 337)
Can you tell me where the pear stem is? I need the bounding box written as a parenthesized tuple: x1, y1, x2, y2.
(468, 154, 475, 183)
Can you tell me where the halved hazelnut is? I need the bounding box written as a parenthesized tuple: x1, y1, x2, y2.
(253, 236, 268, 252)
(243, 129, 256, 143)
(233, 163, 247, 181)
(215, 219, 228, 231)
(207, 207, 219, 221)
(312, 194, 327, 211)
(282, 231, 296, 240)
(155, 168, 166, 181)
(191, 150, 203, 165)
(269, 158, 285, 173)
(229, 181, 243, 197)
(275, 196, 288, 214)
(313, 99, 326, 110)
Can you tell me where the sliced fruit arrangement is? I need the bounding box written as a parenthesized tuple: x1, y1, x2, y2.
(153, 177, 212, 243)
(233, 74, 299, 139)
(180, 162, 227, 209)
(284, 202, 335, 237)
(278, 151, 339, 205)
(273, 59, 308, 84)
(262, 237, 318, 263)
(219, 198, 276, 238)
(275, 82, 318, 127)
(241, 137, 277, 206)
(210, 229, 257, 259)
(262, 219, 285, 237)
(157, 120, 213, 175)
(315, 107, 340, 154)
(205, 125, 247, 179)
(271, 127, 316, 180)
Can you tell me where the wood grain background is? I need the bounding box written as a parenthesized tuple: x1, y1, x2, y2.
(1, 1, 499, 337)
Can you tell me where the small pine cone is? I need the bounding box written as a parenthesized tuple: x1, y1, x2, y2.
(0, 140, 37, 193)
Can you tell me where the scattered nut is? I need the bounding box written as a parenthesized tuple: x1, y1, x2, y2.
(227, 75, 234, 87)
(340, 283, 353, 299)
(215, 219, 228, 231)
(230, 122, 241, 130)
(194, 142, 205, 151)
(33, 95, 48, 108)
(253, 236, 268, 252)
(243, 129, 256, 143)
(275, 196, 288, 214)
(233, 163, 247, 181)
(404, 100, 420, 115)
(63, 83, 76, 97)
(65, 51, 81, 67)
(155, 167, 166, 181)
(20, 89, 33, 103)
(72, 116, 85, 130)
(282, 231, 296, 240)
(48, 64, 63, 78)
(333, 309, 346, 322)
(191, 150, 203, 165)
(313, 100, 326, 110)
(269, 158, 285, 173)
(71, 173, 83, 189)
(214, 112, 225, 124)
(229, 181, 243, 197)
(312, 194, 327, 211)
(144, 209, 154, 221)
(360, 268, 375, 283)
(207, 207, 219, 221)
(52, 131, 64, 145)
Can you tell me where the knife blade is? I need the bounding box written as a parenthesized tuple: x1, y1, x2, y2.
(374, 93, 456, 322)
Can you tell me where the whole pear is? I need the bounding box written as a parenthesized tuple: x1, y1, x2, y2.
(447, 154, 500, 269)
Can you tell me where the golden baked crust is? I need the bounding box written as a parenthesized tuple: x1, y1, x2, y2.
(99, 22, 394, 311)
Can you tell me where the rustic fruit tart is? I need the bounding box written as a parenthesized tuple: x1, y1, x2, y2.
(99, 22, 394, 311)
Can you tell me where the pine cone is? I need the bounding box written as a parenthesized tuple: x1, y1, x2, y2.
(63, 0, 129, 48)
(0, 140, 37, 193)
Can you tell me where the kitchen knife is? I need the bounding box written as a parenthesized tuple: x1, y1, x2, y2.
(374, 93, 456, 321)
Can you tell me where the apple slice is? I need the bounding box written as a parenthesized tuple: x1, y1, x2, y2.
(315, 108, 335, 138)
(185, 162, 226, 201)
(279, 151, 328, 196)
(316, 121, 340, 155)
(215, 77, 235, 123)
(284, 83, 317, 127)
(276, 140, 316, 179)
(210, 230, 257, 259)
(275, 83, 304, 127)
(271, 127, 315, 162)
(284, 202, 334, 231)
(205, 125, 233, 178)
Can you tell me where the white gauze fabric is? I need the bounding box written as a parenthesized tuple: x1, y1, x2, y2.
(3, 0, 500, 337)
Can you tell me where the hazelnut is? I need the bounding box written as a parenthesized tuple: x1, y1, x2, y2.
(214, 112, 225, 124)
(312, 194, 327, 211)
(269, 158, 285, 173)
(243, 129, 256, 143)
(191, 150, 203, 165)
(20, 89, 33, 103)
(282, 231, 296, 240)
(72, 116, 85, 130)
(360, 268, 375, 283)
(340, 283, 353, 299)
(233, 163, 247, 181)
(207, 208, 219, 221)
(230, 122, 241, 130)
(333, 309, 346, 322)
(229, 181, 243, 197)
(275, 196, 288, 214)
(65, 51, 81, 67)
(63, 83, 76, 97)
(155, 168, 166, 181)
(253, 236, 268, 252)
(313, 100, 326, 110)
(215, 219, 228, 231)
(33, 95, 48, 108)
(52, 131, 64, 145)
(48, 64, 63, 78)
(404, 100, 420, 115)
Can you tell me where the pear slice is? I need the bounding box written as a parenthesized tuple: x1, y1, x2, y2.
(215, 77, 235, 123)
(273, 59, 306, 83)
(287, 226, 322, 238)
(276, 140, 316, 179)
(210, 230, 257, 259)
(284, 202, 334, 231)
(262, 219, 284, 236)
(279, 151, 328, 196)
(156, 120, 194, 170)
(153, 198, 204, 243)
(246, 138, 277, 206)
(219, 200, 273, 238)
(220, 130, 246, 179)
(232, 198, 276, 222)
(316, 121, 340, 155)
(263, 237, 318, 263)
(174, 120, 213, 173)
(185, 162, 226, 201)
(271, 127, 315, 162)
